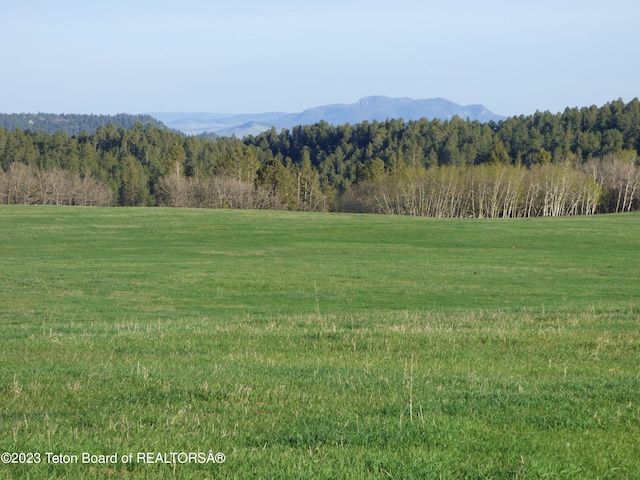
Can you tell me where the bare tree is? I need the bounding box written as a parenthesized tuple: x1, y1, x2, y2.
(602, 154, 640, 213)
(72, 174, 114, 206)
(0, 169, 7, 204)
(4, 163, 39, 205)
(40, 168, 73, 205)
(156, 173, 190, 207)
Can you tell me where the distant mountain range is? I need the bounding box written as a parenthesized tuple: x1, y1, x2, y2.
(149, 96, 506, 137)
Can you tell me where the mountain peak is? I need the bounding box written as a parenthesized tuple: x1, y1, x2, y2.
(355, 95, 408, 106)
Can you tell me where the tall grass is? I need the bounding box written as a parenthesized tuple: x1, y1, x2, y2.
(1, 206, 639, 478)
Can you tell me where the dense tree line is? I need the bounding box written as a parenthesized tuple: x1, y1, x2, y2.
(0, 113, 166, 136)
(244, 98, 640, 179)
(0, 99, 639, 216)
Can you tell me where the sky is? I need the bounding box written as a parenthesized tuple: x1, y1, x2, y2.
(2, 0, 638, 118)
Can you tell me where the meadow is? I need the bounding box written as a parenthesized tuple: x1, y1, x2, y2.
(0, 206, 639, 479)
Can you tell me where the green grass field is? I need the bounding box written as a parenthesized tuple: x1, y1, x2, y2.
(1, 206, 639, 479)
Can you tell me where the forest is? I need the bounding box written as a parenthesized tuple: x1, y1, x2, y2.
(0, 98, 639, 217)
(0, 113, 165, 137)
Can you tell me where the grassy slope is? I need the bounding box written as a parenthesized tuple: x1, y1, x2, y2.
(0, 206, 639, 479)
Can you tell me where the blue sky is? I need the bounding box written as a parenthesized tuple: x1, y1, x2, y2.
(2, 0, 638, 117)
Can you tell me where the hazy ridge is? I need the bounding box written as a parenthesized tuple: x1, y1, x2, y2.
(150, 96, 506, 137)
